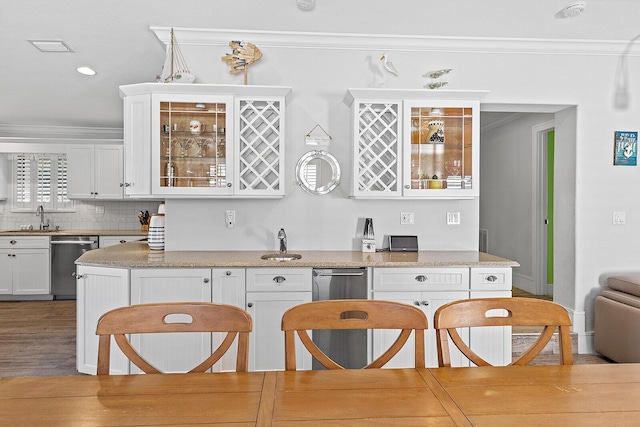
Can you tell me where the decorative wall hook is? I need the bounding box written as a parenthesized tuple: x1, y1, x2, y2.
(305, 124, 332, 145)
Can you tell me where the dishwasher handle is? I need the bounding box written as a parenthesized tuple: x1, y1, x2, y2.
(314, 271, 365, 277)
(50, 240, 97, 245)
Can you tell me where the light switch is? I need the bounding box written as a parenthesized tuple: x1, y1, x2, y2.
(447, 212, 461, 225)
(96, 205, 105, 214)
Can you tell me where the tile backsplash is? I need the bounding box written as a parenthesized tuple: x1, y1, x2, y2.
(0, 199, 162, 231)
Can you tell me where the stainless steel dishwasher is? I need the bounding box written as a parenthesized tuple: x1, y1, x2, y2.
(311, 268, 368, 369)
(50, 235, 98, 299)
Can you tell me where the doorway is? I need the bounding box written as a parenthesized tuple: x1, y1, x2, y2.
(480, 111, 557, 297)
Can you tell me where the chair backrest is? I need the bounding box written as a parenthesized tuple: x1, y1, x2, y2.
(434, 297, 573, 367)
(281, 299, 427, 370)
(96, 302, 252, 374)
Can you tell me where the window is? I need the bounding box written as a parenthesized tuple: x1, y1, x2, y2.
(12, 154, 74, 212)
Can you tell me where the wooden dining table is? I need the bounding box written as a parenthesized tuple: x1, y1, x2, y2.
(1, 364, 639, 426)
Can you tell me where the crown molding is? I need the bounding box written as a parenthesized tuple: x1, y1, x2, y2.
(151, 26, 640, 57)
(0, 124, 123, 142)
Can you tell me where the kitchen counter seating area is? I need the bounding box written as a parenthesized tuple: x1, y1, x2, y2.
(1, 365, 639, 426)
(75, 242, 519, 374)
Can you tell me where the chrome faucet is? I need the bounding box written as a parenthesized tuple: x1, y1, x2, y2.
(36, 205, 49, 230)
(277, 228, 287, 253)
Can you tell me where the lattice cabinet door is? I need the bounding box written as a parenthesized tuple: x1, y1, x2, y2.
(235, 97, 286, 197)
(350, 100, 403, 197)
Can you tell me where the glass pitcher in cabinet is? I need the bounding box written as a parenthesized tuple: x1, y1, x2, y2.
(153, 96, 233, 195)
(403, 100, 478, 197)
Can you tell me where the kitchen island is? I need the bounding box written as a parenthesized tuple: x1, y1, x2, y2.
(76, 240, 519, 268)
(75, 242, 518, 374)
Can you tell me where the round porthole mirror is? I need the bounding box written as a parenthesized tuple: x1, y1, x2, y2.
(295, 150, 341, 195)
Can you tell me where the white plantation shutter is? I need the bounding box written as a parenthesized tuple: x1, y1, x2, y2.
(12, 154, 74, 212)
(36, 155, 52, 206)
(14, 154, 32, 209)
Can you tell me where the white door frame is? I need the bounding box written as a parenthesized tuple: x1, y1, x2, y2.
(532, 120, 555, 296)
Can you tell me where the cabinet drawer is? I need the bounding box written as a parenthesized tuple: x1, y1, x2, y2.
(246, 268, 312, 292)
(373, 267, 469, 291)
(0, 236, 50, 249)
(470, 268, 512, 291)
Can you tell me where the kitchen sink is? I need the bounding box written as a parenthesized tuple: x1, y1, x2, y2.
(260, 253, 302, 261)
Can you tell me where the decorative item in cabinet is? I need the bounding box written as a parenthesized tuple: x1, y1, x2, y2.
(157, 100, 232, 194)
(408, 106, 472, 191)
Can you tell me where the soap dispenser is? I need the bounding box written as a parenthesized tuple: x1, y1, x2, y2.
(362, 218, 376, 253)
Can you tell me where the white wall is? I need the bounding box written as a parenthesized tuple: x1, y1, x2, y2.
(160, 29, 640, 351)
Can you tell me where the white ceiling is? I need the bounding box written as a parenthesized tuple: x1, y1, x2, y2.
(2, 0, 639, 130)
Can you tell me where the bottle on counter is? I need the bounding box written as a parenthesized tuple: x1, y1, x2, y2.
(362, 218, 376, 253)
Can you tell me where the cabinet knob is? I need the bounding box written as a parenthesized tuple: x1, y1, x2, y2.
(226, 271, 232, 276)
(413, 301, 421, 306)
(486, 275, 498, 282)
(273, 276, 286, 284)
(203, 278, 210, 283)
(119, 240, 126, 244)
(10, 240, 16, 245)
(247, 302, 253, 308)
(72, 272, 85, 279)
(415, 275, 427, 282)
(226, 183, 232, 188)
(404, 185, 410, 189)
(421, 301, 429, 306)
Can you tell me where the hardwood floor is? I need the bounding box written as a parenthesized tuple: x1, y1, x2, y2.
(0, 300, 79, 377)
(0, 299, 611, 378)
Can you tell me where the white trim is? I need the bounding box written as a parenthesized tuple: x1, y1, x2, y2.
(0, 124, 123, 140)
(513, 271, 536, 295)
(151, 26, 640, 57)
(532, 120, 555, 297)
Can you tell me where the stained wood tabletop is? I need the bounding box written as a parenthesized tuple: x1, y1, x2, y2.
(1, 364, 639, 426)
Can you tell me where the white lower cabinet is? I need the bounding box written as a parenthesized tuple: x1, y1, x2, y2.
(469, 267, 513, 366)
(373, 291, 469, 368)
(130, 268, 212, 374)
(76, 266, 130, 375)
(0, 236, 50, 296)
(246, 268, 312, 371)
(212, 268, 246, 372)
(372, 267, 471, 368)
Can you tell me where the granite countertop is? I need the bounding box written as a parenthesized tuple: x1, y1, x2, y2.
(0, 230, 147, 237)
(76, 241, 520, 268)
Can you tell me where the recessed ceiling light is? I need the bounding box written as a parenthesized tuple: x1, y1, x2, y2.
(76, 66, 97, 76)
(28, 40, 73, 53)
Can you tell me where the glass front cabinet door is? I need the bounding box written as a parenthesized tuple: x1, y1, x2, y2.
(347, 89, 484, 199)
(152, 95, 234, 196)
(120, 84, 291, 198)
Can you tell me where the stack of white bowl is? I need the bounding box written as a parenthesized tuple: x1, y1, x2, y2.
(148, 213, 165, 251)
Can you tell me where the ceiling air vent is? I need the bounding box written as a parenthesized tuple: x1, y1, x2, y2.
(28, 40, 73, 53)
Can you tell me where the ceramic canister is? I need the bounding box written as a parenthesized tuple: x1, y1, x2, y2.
(148, 213, 165, 251)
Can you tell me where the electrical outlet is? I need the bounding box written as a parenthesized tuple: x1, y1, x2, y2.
(96, 205, 105, 214)
(400, 212, 414, 225)
(613, 211, 626, 225)
(447, 212, 461, 225)
(226, 210, 235, 228)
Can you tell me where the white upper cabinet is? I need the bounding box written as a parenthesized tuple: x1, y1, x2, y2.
(67, 144, 124, 200)
(120, 83, 291, 198)
(346, 89, 486, 199)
